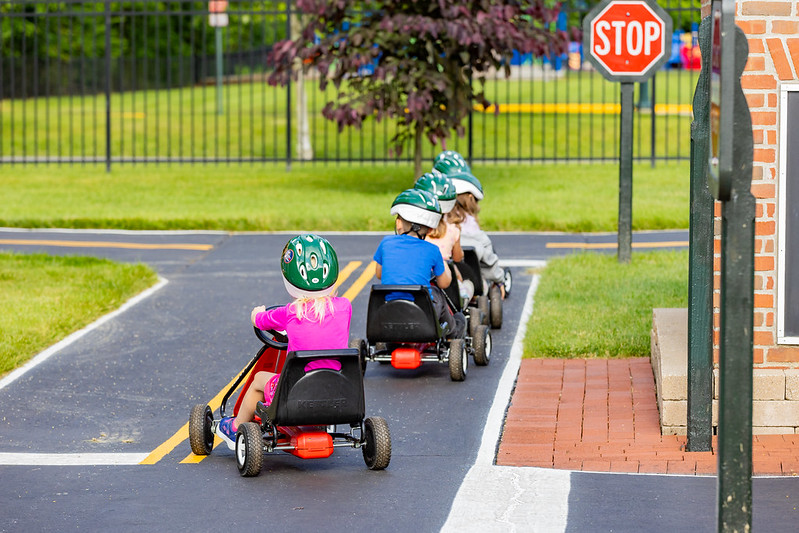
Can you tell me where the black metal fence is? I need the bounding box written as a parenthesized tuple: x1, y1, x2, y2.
(0, 0, 700, 168)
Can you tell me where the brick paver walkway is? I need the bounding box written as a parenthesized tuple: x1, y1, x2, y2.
(497, 358, 799, 476)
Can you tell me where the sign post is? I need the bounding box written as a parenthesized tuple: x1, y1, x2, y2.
(583, 0, 672, 262)
(209, 1, 229, 116)
(707, 1, 755, 531)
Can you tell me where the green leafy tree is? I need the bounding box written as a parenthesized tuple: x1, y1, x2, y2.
(268, 0, 569, 175)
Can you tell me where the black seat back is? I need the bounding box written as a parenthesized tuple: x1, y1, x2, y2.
(265, 349, 365, 426)
(460, 247, 484, 296)
(443, 262, 463, 312)
(366, 285, 442, 342)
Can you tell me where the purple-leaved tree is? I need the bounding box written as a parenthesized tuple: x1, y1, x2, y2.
(268, 0, 569, 176)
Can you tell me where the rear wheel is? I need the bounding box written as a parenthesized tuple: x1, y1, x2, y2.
(350, 337, 368, 375)
(448, 338, 467, 381)
(468, 308, 482, 337)
(477, 296, 489, 326)
(489, 285, 503, 329)
(188, 404, 214, 456)
(235, 422, 263, 477)
(473, 325, 491, 366)
(362, 417, 391, 470)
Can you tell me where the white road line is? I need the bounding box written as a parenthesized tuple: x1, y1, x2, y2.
(0, 453, 149, 466)
(441, 268, 571, 533)
(0, 276, 169, 391)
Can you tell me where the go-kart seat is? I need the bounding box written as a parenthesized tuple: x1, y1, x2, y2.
(459, 247, 484, 297)
(442, 262, 464, 312)
(366, 285, 443, 343)
(264, 349, 365, 426)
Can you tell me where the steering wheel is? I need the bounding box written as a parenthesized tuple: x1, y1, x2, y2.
(252, 305, 289, 350)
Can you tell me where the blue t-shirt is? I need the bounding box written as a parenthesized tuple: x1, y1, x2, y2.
(373, 234, 446, 300)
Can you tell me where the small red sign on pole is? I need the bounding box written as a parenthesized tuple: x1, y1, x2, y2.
(209, 0, 229, 27)
(583, 0, 672, 82)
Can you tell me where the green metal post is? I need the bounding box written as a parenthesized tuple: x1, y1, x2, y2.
(618, 82, 634, 264)
(215, 27, 223, 115)
(687, 16, 714, 453)
(717, 25, 754, 533)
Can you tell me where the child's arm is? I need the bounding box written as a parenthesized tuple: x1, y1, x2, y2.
(435, 262, 452, 289)
(251, 305, 266, 326)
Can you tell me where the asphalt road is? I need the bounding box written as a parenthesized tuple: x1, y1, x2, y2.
(2, 228, 797, 532)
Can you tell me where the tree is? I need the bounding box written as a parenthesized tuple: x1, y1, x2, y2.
(268, 0, 569, 175)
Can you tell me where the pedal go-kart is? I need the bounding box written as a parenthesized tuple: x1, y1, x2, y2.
(189, 322, 391, 477)
(459, 246, 512, 330)
(352, 284, 491, 382)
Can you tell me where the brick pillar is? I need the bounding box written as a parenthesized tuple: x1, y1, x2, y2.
(709, 1, 799, 366)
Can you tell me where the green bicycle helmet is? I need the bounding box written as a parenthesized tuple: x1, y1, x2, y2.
(433, 157, 484, 200)
(281, 234, 339, 299)
(413, 170, 456, 214)
(434, 150, 471, 172)
(390, 188, 442, 232)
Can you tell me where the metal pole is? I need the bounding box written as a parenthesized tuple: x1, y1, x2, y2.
(215, 27, 223, 115)
(686, 15, 713, 453)
(650, 76, 656, 168)
(717, 24, 754, 533)
(618, 82, 634, 263)
(105, 0, 112, 172)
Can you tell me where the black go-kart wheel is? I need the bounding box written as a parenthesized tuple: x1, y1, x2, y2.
(349, 337, 368, 375)
(362, 416, 392, 470)
(448, 338, 467, 381)
(504, 268, 513, 297)
(235, 422, 263, 477)
(468, 308, 482, 337)
(489, 284, 503, 329)
(473, 325, 491, 366)
(477, 295, 490, 326)
(188, 404, 214, 456)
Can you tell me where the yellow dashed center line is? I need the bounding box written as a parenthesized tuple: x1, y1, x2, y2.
(0, 238, 213, 251)
(545, 240, 689, 249)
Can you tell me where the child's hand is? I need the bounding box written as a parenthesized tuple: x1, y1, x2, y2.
(251, 305, 266, 326)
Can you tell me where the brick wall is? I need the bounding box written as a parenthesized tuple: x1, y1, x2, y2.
(705, 1, 799, 366)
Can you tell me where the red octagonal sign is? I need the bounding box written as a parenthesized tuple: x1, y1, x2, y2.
(583, 0, 673, 82)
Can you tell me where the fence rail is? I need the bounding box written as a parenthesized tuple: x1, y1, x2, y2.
(0, 0, 700, 168)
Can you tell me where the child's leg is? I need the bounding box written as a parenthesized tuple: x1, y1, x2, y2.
(233, 370, 276, 429)
(432, 287, 465, 339)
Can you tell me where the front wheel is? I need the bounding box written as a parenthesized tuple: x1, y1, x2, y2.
(489, 285, 503, 329)
(362, 417, 391, 470)
(235, 422, 263, 477)
(503, 268, 512, 297)
(448, 338, 467, 381)
(188, 404, 214, 456)
(477, 295, 490, 326)
(473, 325, 491, 366)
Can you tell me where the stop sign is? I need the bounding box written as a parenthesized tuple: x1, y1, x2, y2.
(583, 0, 673, 82)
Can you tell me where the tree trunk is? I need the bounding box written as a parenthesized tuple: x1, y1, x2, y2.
(293, 13, 312, 160)
(413, 120, 423, 177)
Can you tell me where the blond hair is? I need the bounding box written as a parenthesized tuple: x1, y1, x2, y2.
(427, 218, 448, 239)
(289, 294, 337, 322)
(456, 193, 480, 222)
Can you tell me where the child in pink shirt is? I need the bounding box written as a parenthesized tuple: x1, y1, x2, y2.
(215, 234, 351, 450)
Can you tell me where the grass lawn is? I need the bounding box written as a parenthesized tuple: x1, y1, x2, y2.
(525, 250, 688, 358)
(0, 161, 689, 232)
(0, 252, 158, 376)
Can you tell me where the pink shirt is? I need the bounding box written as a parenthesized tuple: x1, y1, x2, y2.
(426, 221, 461, 261)
(254, 297, 352, 371)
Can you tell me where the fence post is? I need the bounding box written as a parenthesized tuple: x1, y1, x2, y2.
(285, 0, 292, 171)
(686, 15, 713, 452)
(105, 0, 112, 172)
